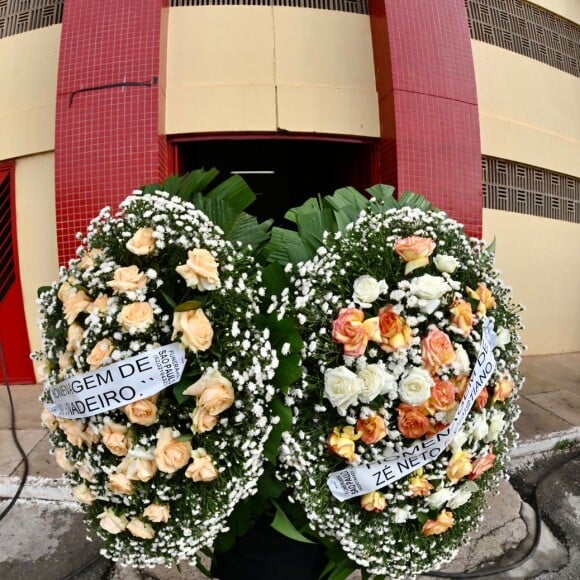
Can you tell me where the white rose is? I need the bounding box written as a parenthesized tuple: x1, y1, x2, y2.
(391, 505, 412, 523)
(418, 298, 440, 315)
(485, 410, 506, 442)
(433, 254, 460, 273)
(469, 410, 489, 441)
(447, 487, 473, 509)
(450, 429, 468, 453)
(425, 487, 454, 510)
(352, 276, 387, 308)
(453, 344, 471, 375)
(324, 366, 364, 415)
(398, 367, 434, 406)
(357, 364, 396, 403)
(410, 274, 452, 300)
(496, 327, 511, 349)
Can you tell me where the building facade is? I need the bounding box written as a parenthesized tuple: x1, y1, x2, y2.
(0, 0, 578, 383)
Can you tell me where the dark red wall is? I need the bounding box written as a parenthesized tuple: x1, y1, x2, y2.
(55, 0, 168, 264)
(370, 0, 482, 236)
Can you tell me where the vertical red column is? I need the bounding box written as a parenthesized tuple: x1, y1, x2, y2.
(55, 0, 169, 264)
(370, 0, 482, 237)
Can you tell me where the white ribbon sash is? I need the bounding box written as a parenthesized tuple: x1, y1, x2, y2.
(45, 343, 187, 419)
(327, 321, 498, 501)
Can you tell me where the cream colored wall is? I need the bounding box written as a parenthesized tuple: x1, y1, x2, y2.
(530, 0, 580, 23)
(15, 152, 59, 358)
(483, 209, 580, 355)
(165, 6, 379, 137)
(0, 26, 60, 161)
(473, 40, 580, 178)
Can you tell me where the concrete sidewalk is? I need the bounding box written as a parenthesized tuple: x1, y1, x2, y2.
(1, 353, 579, 579)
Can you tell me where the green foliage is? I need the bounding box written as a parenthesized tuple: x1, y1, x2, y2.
(263, 184, 440, 265)
(140, 169, 273, 252)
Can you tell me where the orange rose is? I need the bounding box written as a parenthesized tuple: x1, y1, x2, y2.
(422, 510, 455, 536)
(360, 491, 387, 512)
(356, 415, 387, 445)
(446, 449, 473, 483)
(328, 426, 360, 462)
(422, 329, 456, 373)
(397, 404, 430, 439)
(475, 388, 489, 411)
(394, 236, 436, 274)
(428, 379, 456, 412)
(449, 299, 474, 337)
(467, 283, 496, 315)
(409, 469, 434, 497)
(470, 448, 496, 480)
(332, 308, 373, 357)
(378, 305, 412, 353)
(492, 376, 514, 404)
(453, 375, 469, 400)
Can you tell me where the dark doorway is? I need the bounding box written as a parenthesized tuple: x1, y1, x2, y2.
(177, 138, 376, 224)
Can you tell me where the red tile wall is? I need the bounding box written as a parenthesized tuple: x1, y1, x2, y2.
(55, 0, 169, 264)
(370, 0, 482, 237)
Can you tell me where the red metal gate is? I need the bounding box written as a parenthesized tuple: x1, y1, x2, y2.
(0, 163, 35, 384)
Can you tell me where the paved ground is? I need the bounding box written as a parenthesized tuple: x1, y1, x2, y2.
(0, 352, 579, 579)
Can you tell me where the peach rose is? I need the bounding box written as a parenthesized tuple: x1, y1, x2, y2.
(123, 396, 158, 426)
(154, 427, 192, 473)
(453, 375, 469, 400)
(107, 265, 147, 294)
(54, 447, 75, 472)
(126, 227, 156, 256)
(66, 323, 84, 352)
(41, 408, 59, 432)
(172, 309, 213, 353)
(57, 281, 74, 303)
(183, 369, 235, 416)
(63, 290, 93, 324)
(332, 308, 375, 357)
(85, 293, 109, 315)
(360, 491, 387, 512)
(378, 305, 412, 353)
(59, 419, 88, 447)
(476, 387, 489, 411)
(102, 423, 131, 456)
(446, 449, 473, 483)
(356, 415, 387, 445)
(492, 376, 514, 404)
(77, 458, 97, 482)
(397, 404, 430, 439)
(73, 483, 96, 505)
(127, 518, 155, 539)
(120, 455, 158, 482)
(86, 338, 114, 369)
(143, 503, 170, 523)
(422, 510, 455, 536)
(98, 509, 128, 535)
(449, 299, 474, 337)
(422, 329, 456, 373)
(190, 406, 219, 434)
(428, 379, 456, 412)
(58, 351, 72, 374)
(409, 469, 434, 497)
(78, 248, 104, 270)
(108, 472, 134, 495)
(394, 236, 436, 274)
(467, 283, 496, 315)
(328, 426, 360, 462)
(176, 249, 221, 291)
(117, 302, 154, 333)
(470, 448, 496, 480)
(185, 448, 219, 482)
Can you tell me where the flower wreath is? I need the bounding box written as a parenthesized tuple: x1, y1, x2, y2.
(269, 188, 524, 578)
(35, 172, 278, 568)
